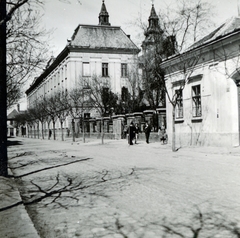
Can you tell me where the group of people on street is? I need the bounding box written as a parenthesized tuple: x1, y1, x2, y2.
(126, 121, 168, 145)
(127, 122, 140, 145)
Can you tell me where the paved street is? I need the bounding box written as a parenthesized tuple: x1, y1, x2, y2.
(1, 137, 240, 237)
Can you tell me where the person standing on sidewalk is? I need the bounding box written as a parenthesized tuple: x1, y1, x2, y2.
(49, 129, 52, 140)
(128, 121, 136, 145)
(134, 123, 140, 144)
(144, 122, 151, 144)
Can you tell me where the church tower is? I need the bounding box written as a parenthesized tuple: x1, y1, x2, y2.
(142, 4, 163, 53)
(98, 0, 111, 26)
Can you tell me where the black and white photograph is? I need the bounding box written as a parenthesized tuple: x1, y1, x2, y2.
(1, 0, 240, 237)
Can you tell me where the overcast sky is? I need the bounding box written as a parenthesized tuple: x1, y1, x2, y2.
(41, 0, 240, 56)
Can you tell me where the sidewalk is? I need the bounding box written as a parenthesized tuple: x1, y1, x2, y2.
(0, 169, 40, 238)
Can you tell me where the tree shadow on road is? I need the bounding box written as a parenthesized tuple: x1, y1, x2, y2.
(104, 207, 240, 238)
(11, 157, 93, 178)
(7, 139, 23, 147)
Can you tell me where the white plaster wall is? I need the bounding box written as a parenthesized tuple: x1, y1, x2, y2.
(28, 50, 138, 106)
(166, 57, 239, 147)
(65, 51, 138, 95)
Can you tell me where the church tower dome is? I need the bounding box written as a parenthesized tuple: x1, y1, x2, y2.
(142, 4, 163, 52)
(145, 4, 162, 37)
(99, 0, 111, 26)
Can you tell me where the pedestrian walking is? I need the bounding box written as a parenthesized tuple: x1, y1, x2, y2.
(144, 122, 151, 144)
(134, 123, 140, 144)
(128, 121, 136, 145)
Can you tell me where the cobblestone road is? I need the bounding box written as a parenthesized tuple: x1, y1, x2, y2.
(5, 137, 240, 237)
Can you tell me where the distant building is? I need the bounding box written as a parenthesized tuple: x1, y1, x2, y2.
(7, 104, 26, 137)
(163, 17, 240, 147)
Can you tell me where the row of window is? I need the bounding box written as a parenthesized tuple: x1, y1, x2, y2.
(175, 85, 202, 119)
(83, 62, 128, 77)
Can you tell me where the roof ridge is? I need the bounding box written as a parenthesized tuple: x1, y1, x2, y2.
(187, 16, 240, 51)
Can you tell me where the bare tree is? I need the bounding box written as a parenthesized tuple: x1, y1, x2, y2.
(67, 86, 85, 143)
(1, 0, 44, 177)
(6, 6, 50, 109)
(19, 109, 34, 138)
(141, 46, 167, 111)
(84, 75, 118, 144)
(54, 91, 69, 141)
(158, 0, 215, 53)
(44, 94, 59, 141)
(28, 98, 48, 139)
(0, 0, 82, 177)
(118, 66, 146, 114)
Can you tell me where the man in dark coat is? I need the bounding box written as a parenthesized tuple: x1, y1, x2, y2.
(128, 121, 136, 145)
(144, 122, 151, 144)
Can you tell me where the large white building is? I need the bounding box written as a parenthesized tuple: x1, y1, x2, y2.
(26, 0, 140, 111)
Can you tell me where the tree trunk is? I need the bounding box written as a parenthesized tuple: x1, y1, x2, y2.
(53, 120, 56, 140)
(47, 122, 50, 140)
(60, 120, 64, 141)
(30, 125, 32, 138)
(37, 122, 40, 139)
(27, 124, 29, 138)
(41, 122, 44, 139)
(34, 124, 36, 138)
(101, 118, 104, 144)
(72, 119, 75, 142)
(0, 0, 8, 177)
(172, 106, 176, 152)
(82, 118, 85, 143)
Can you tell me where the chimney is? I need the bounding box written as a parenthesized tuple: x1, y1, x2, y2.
(127, 35, 131, 39)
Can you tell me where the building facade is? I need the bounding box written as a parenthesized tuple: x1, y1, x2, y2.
(26, 0, 140, 114)
(25, 1, 141, 137)
(163, 17, 240, 147)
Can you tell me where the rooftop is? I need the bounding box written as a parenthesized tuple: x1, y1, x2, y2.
(69, 24, 139, 52)
(188, 16, 240, 50)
